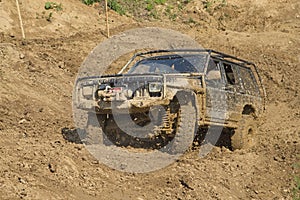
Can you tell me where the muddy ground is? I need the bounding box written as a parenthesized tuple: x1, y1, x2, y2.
(0, 0, 299, 199)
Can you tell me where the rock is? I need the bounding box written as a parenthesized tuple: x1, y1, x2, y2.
(120, 163, 127, 170)
(18, 119, 27, 124)
(273, 156, 283, 162)
(48, 163, 57, 173)
(19, 53, 25, 59)
(58, 61, 65, 69)
(18, 177, 26, 184)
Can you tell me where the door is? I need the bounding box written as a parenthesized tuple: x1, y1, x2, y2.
(205, 58, 227, 123)
(219, 61, 244, 122)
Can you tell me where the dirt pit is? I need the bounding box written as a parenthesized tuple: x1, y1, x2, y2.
(0, 0, 299, 199)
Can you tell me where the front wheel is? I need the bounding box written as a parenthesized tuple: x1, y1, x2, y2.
(102, 92, 198, 154)
(166, 98, 197, 154)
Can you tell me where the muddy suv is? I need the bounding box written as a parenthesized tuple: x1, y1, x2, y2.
(74, 49, 265, 153)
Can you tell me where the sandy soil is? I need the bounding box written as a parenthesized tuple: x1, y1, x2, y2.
(0, 0, 299, 199)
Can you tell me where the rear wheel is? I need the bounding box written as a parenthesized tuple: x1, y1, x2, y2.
(231, 115, 258, 150)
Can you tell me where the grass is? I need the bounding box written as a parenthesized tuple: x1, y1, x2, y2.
(188, 17, 196, 24)
(81, 0, 125, 15)
(45, 2, 63, 11)
(78, 0, 228, 22)
(149, 10, 159, 19)
(146, 1, 154, 11)
(293, 160, 300, 200)
(79, 0, 191, 20)
(154, 0, 166, 4)
(203, 0, 213, 9)
(203, 0, 227, 13)
(108, 0, 125, 15)
(43, 1, 62, 22)
(293, 176, 300, 200)
(82, 0, 100, 5)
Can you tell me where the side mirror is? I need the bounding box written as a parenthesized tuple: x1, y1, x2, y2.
(206, 70, 221, 80)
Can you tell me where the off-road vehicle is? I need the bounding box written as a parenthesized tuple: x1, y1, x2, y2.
(74, 49, 265, 153)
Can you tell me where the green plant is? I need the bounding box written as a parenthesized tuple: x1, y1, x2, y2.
(150, 10, 159, 19)
(203, 0, 227, 10)
(108, 0, 125, 15)
(164, 5, 177, 20)
(146, 3, 154, 11)
(154, 0, 166, 5)
(293, 176, 300, 200)
(45, 2, 63, 11)
(82, 0, 100, 5)
(165, 5, 172, 14)
(169, 13, 177, 21)
(45, 2, 52, 9)
(177, 3, 183, 10)
(83, 0, 193, 21)
(221, 0, 227, 6)
(188, 17, 196, 24)
(293, 160, 300, 200)
(81, 0, 126, 15)
(203, 0, 213, 9)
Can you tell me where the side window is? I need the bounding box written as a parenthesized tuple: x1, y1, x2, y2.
(239, 67, 259, 95)
(207, 59, 218, 72)
(206, 59, 222, 84)
(223, 63, 236, 85)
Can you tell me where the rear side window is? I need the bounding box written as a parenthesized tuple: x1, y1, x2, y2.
(239, 67, 260, 95)
(221, 62, 246, 93)
(223, 63, 236, 85)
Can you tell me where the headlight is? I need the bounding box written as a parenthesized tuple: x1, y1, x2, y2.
(149, 82, 162, 93)
(82, 86, 93, 98)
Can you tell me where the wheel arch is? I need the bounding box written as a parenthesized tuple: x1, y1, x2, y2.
(242, 104, 256, 116)
(174, 89, 200, 123)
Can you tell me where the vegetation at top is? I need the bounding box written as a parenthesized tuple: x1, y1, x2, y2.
(80, 0, 228, 22)
(80, 0, 191, 20)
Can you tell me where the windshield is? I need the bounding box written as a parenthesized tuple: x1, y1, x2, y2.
(127, 54, 207, 74)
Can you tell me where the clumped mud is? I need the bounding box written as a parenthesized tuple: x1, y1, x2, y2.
(0, 0, 299, 199)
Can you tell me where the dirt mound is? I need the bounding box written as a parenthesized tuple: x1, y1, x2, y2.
(0, 0, 299, 199)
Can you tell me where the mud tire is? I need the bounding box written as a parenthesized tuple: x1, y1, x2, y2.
(231, 115, 258, 150)
(167, 97, 197, 154)
(100, 92, 197, 153)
